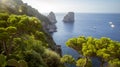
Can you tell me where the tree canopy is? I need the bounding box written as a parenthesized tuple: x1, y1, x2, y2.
(62, 36, 120, 67)
(0, 13, 62, 67)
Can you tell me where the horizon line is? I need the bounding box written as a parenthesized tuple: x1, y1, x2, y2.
(41, 12, 120, 14)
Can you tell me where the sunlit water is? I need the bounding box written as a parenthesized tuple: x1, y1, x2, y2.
(52, 13, 120, 67)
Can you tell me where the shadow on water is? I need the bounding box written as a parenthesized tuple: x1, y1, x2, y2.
(63, 22, 74, 33)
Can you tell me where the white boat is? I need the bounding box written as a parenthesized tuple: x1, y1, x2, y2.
(111, 24, 115, 28)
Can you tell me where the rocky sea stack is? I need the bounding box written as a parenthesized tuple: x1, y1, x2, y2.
(47, 12, 57, 32)
(63, 12, 75, 22)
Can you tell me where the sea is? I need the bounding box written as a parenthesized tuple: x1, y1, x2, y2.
(49, 13, 120, 67)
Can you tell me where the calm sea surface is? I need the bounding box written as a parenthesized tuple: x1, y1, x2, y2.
(52, 13, 120, 67)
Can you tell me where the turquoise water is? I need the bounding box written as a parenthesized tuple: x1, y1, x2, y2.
(52, 13, 120, 67)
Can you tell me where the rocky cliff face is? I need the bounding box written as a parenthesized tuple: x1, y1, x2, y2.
(63, 12, 75, 22)
(0, 0, 57, 33)
(47, 12, 57, 32)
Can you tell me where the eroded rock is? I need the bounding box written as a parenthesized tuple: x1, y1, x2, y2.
(63, 12, 75, 22)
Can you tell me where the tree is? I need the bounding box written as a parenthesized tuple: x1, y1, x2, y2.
(64, 36, 120, 67)
(61, 55, 75, 64)
(43, 49, 62, 67)
(108, 59, 120, 67)
(76, 58, 92, 67)
(0, 13, 62, 67)
(0, 13, 9, 21)
(0, 27, 9, 55)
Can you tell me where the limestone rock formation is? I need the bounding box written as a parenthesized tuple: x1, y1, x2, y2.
(47, 12, 57, 23)
(63, 12, 75, 22)
(47, 12, 57, 32)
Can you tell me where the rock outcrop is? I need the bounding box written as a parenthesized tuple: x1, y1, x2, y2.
(47, 12, 57, 32)
(47, 12, 57, 23)
(63, 12, 75, 22)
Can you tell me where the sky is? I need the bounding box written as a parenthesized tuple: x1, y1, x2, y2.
(22, 0, 120, 13)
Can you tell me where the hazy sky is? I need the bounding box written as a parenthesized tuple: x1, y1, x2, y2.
(22, 0, 120, 13)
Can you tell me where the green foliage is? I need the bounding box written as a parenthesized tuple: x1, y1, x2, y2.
(65, 36, 120, 67)
(6, 26, 17, 34)
(43, 49, 61, 67)
(76, 58, 92, 67)
(61, 55, 75, 64)
(0, 26, 17, 41)
(82, 43, 96, 57)
(76, 58, 85, 67)
(66, 36, 86, 52)
(108, 59, 120, 67)
(7, 59, 19, 67)
(0, 27, 6, 32)
(95, 37, 110, 49)
(97, 48, 110, 60)
(0, 20, 8, 27)
(24, 50, 46, 67)
(22, 35, 44, 54)
(7, 59, 28, 67)
(18, 60, 28, 67)
(0, 13, 62, 67)
(0, 13, 9, 20)
(0, 54, 6, 67)
(0, 31, 9, 40)
(35, 31, 46, 41)
(7, 14, 20, 26)
(12, 35, 47, 67)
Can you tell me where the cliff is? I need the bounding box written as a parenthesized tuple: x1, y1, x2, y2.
(0, 0, 57, 33)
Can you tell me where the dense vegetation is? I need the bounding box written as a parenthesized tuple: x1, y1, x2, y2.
(0, 13, 62, 67)
(0, 0, 57, 49)
(61, 36, 120, 67)
(0, 0, 54, 33)
(0, 0, 62, 67)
